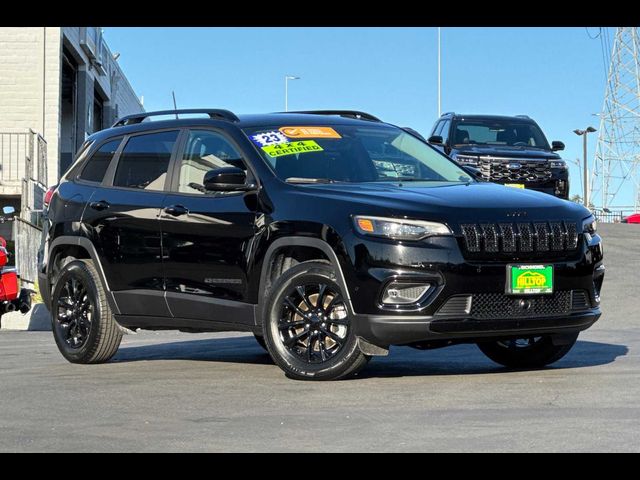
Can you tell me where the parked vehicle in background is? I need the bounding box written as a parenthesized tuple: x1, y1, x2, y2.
(39, 109, 603, 380)
(428, 113, 570, 199)
(622, 213, 640, 224)
(0, 206, 32, 328)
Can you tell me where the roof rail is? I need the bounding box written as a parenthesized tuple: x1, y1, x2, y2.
(515, 114, 531, 119)
(112, 109, 240, 127)
(440, 111, 455, 117)
(283, 110, 381, 122)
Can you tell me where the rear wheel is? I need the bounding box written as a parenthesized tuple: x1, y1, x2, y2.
(51, 259, 122, 364)
(477, 334, 578, 368)
(263, 261, 369, 380)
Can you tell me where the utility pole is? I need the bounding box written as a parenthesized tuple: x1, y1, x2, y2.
(592, 27, 640, 210)
(437, 27, 441, 116)
(284, 75, 300, 112)
(574, 127, 597, 208)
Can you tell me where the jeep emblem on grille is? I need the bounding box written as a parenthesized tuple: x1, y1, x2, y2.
(507, 162, 522, 169)
(506, 211, 527, 217)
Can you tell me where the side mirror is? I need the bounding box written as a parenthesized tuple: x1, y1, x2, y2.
(462, 166, 483, 180)
(428, 135, 444, 145)
(203, 167, 252, 191)
(2, 206, 16, 216)
(552, 141, 565, 151)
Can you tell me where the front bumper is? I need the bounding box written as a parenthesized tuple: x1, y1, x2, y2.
(353, 309, 600, 346)
(494, 177, 569, 199)
(341, 228, 603, 347)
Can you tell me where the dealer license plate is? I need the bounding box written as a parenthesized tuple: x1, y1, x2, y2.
(507, 264, 554, 295)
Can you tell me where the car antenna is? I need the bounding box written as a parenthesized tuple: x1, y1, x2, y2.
(172, 91, 178, 119)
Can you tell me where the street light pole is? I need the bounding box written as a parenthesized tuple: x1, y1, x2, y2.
(437, 27, 441, 116)
(284, 75, 300, 112)
(573, 126, 597, 208)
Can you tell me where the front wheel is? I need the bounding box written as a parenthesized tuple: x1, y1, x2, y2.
(263, 261, 369, 381)
(477, 334, 578, 368)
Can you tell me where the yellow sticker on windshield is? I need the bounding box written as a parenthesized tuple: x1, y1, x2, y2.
(279, 126, 342, 139)
(262, 140, 324, 157)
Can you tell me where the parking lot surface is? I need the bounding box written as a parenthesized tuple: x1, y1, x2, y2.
(0, 224, 638, 452)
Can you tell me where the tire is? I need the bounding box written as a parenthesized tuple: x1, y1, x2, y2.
(263, 260, 369, 380)
(51, 259, 122, 364)
(253, 333, 268, 352)
(477, 333, 578, 369)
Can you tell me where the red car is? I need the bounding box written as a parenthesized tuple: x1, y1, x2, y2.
(622, 213, 640, 224)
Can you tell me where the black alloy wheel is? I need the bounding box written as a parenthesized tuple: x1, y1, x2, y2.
(56, 275, 94, 349)
(263, 261, 369, 380)
(278, 283, 349, 364)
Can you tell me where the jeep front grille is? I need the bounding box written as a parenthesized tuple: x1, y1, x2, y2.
(460, 221, 578, 257)
(478, 157, 552, 183)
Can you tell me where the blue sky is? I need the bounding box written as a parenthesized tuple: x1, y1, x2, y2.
(104, 27, 613, 203)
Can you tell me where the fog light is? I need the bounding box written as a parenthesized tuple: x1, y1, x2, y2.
(381, 282, 431, 305)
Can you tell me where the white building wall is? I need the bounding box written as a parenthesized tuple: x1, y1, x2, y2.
(0, 27, 143, 186)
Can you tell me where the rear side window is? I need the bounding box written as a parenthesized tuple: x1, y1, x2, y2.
(113, 130, 179, 190)
(79, 138, 121, 183)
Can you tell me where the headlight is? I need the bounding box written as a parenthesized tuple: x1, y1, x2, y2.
(353, 216, 451, 241)
(550, 160, 567, 169)
(455, 154, 479, 166)
(583, 216, 597, 233)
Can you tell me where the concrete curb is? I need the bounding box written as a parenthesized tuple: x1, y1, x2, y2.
(0, 303, 51, 331)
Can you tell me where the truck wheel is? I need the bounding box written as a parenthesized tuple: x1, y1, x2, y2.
(263, 261, 369, 380)
(477, 334, 578, 368)
(51, 259, 122, 364)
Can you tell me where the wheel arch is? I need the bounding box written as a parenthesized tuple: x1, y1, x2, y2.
(257, 236, 354, 325)
(47, 236, 121, 315)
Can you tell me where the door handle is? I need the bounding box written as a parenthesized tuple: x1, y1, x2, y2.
(89, 200, 110, 211)
(163, 204, 189, 217)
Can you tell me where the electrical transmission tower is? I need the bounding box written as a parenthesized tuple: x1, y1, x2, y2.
(591, 27, 640, 211)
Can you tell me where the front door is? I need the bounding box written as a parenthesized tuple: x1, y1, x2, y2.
(159, 128, 258, 323)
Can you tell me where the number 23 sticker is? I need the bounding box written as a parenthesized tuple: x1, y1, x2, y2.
(251, 131, 289, 147)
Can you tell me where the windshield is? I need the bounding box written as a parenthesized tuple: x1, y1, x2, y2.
(243, 124, 473, 184)
(451, 119, 550, 149)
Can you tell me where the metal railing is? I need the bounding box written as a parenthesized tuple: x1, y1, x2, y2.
(12, 216, 42, 287)
(0, 130, 48, 187)
(0, 130, 47, 287)
(592, 208, 635, 223)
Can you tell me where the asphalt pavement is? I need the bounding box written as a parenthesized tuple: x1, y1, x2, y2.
(0, 223, 638, 452)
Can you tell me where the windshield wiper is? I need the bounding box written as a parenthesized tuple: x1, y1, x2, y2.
(285, 177, 343, 184)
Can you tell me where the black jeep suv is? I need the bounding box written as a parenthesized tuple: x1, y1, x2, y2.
(38, 109, 604, 380)
(428, 113, 570, 199)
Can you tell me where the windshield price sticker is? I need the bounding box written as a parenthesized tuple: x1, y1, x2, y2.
(251, 131, 290, 147)
(279, 126, 342, 139)
(262, 140, 324, 158)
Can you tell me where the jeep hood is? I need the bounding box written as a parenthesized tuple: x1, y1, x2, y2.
(296, 181, 589, 225)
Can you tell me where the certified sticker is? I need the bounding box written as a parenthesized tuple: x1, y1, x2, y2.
(261, 140, 324, 158)
(279, 126, 342, 139)
(251, 131, 290, 147)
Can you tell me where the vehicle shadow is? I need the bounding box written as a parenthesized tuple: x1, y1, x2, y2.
(112, 335, 628, 378)
(359, 340, 629, 379)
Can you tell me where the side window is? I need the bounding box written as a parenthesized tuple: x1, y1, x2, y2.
(78, 138, 121, 183)
(113, 130, 179, 190)
(176, 130, 246, 194)
(432, 120, 444, 136)
(440, 120, 451, 144)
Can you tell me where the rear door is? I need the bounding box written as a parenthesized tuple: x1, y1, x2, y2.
(82, 129, 180, 317)
(158, 128, 258, 324)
